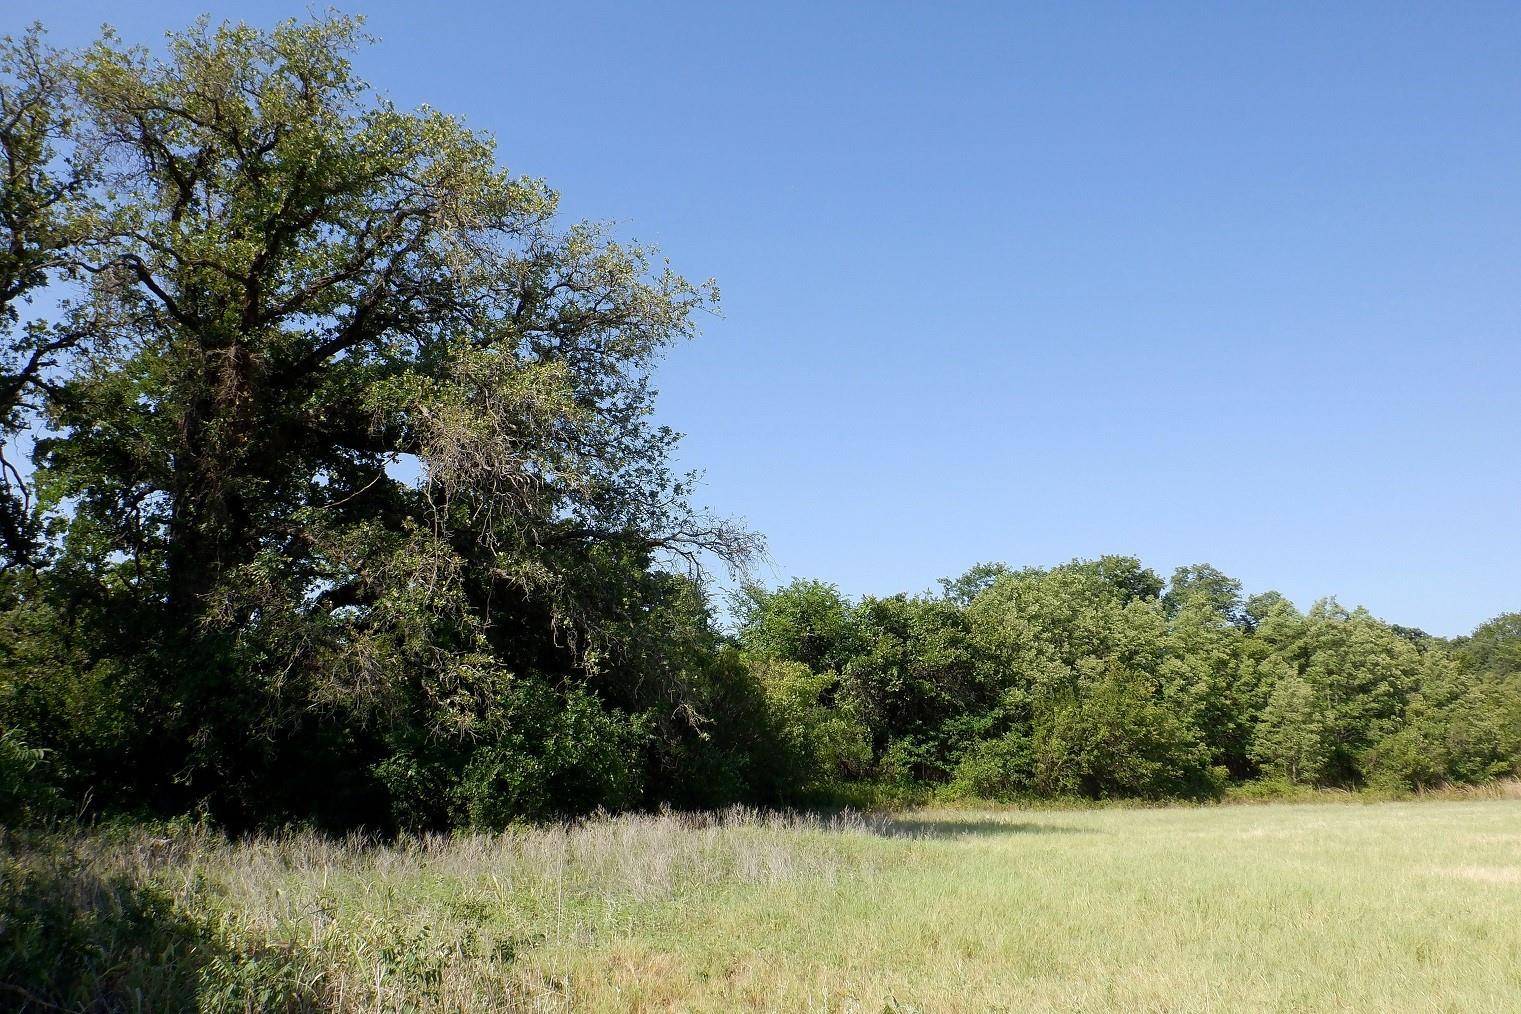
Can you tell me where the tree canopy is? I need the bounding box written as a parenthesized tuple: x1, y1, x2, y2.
(1, 15, 766, 829)
(733, 557, 1521, 802)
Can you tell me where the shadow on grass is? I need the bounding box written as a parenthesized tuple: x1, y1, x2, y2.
(874, 818, 1101, 839)
(0, 838, 325, 1012)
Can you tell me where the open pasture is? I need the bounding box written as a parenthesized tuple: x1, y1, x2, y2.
(6, 793, 1521, 1011)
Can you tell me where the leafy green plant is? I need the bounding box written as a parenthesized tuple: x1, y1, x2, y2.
(0, 728, 61, 825)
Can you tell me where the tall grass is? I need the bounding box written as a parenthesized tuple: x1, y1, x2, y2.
(0, 808, 894, 1012)
(4, 792, 1521, 1011)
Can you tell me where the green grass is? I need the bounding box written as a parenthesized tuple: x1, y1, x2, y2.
(4, 787, 1521, 1011)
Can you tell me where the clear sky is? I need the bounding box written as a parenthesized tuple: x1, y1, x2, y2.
(29, 2, 1521, 635)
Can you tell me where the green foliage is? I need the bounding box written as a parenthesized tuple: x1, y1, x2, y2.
(949, 728, 1034, 800)
(1027, 660, 1219, 799)
(1163, 563, 1245, 623)
(0, 727, 62, 824)
(749, 656, 872, 784)
(645, 647, 799, 810)
(1458, 612, 1521, 677)
(958, 559, 1216, 798)
(937, 561, 1011, 606)
(0, 15, 763, 830)
(732, 580, 862, 674)
(1362, 653, 1521, 791)
(1250, 599, 1421, 782)
(378, 681, 648, 829)
(838, 594, 982, 760)
(737, 555, 1520, 803)
(1251, 670, 1332, 784)
(1161, 596, 1257, 774)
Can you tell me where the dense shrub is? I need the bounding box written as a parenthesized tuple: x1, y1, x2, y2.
(949, 729, 1035, 800)
(750, 657, 873, 785)
(377, 683, 648, 829)
(0, 728, 63, 824)
(1028, 662, 1221, 799)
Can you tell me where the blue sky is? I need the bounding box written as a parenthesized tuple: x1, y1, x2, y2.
(30, 2, 1521, 635)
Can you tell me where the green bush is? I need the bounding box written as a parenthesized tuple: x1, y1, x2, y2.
(749, 657, 873, 785)
(948, 730, 1035, 801)
(0, 728, 62, 825)
(377, 682, 648, 830)
(1029, 663, 1220, 800)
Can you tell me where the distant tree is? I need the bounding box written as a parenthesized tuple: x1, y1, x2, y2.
(1459, 613, 1521, 677)
(1364, 649, 1521, 790)
(965, 558, 1214, 798)
(1243, 590, 1296, 633)
(746, 656, 871, 783)
(838, 594, 979, 753)
(1299, 601, 1420, 781)
(1251, 668, 1330, 784)
(731, 579, 861, 675)
(1389, 624, 1436, 648)
(1084, 555, 1166, 603)
(937, 561, 1010, 606)
(1029, 657, 1216, 798)
(1162, 595, 1253, 774)
(1163, 563, 1244, 623)
(967, 557, 1168, 675)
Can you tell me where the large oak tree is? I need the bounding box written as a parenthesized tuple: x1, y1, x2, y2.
(4, 15, 761, 825)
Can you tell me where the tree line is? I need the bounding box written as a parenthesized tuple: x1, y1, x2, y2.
(735, 562, 1521, 802)
(2, 16, 1517, 832)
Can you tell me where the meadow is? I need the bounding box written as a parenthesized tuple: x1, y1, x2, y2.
(5, 788, 1521, 1012)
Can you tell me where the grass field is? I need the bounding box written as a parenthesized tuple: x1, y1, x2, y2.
(5, 790, 1521, 1012)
